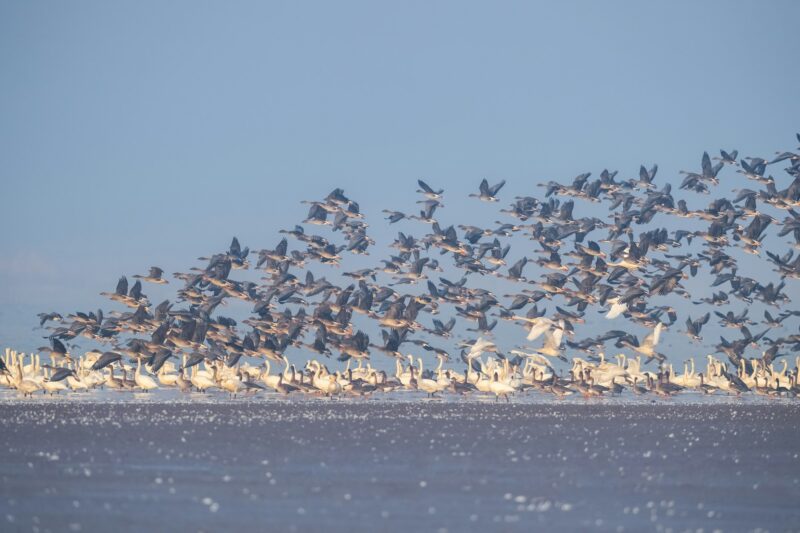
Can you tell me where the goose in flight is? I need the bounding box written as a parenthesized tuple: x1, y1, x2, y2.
(15, 132, 800, 405)
(685, 313, 710, 342)
(470, 179, 506, 202)
(416, 179, 444, 200)
(37, 312, 63, 327)
(133, 266, 168, 284)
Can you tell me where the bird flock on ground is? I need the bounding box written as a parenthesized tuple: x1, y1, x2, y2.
(3, 134, 800, 401)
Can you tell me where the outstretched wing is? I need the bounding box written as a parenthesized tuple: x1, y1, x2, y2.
(701, 151, 713, 177)
(652, 322, 662, 346)
(527, 318, 552, 341)
(489, 179, 506, 196)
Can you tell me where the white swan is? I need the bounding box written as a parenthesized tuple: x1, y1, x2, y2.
(634, 322, 663, 358)
(261, 360, 282, 391)
(526, 317, 555, 341)
(158, 366, 179, 387)
(220, 372, 245, 398)
(66, 370, 89, 392)
(191, 364, 217, 392)
(489, 372, 515, 402)
(414, 357, 444, 397)
(605, 297, 627, 319)
(135, 358, 158, 392)
(13, 359, 41, 397)
(537, 321, 565, 357)
(42, 368, 68, 395)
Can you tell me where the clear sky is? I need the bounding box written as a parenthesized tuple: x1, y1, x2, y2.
(1, 1, 798, 362)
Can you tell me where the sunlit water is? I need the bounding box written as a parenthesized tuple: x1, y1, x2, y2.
(1, 391, 798, 532)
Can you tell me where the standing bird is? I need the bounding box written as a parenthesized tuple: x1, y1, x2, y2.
(134, 358, 158, 392)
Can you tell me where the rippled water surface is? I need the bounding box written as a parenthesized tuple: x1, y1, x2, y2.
(1, 394, 798, 532)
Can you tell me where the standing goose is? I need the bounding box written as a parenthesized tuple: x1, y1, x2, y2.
(548, 379, 574, 399)
(272, 372, 297, 396)
(175, 367, 193, 393)
(105, 367, 125, 391)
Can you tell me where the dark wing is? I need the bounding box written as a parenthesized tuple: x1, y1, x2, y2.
(230, 237, 241, 257)
(488, 180, 506, 196)
(701, 151, 713, 177)
(115, 276, 128, 296)
(417, 179, 434, 194)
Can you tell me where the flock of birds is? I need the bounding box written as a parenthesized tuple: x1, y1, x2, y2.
(3, 134, 800, 401)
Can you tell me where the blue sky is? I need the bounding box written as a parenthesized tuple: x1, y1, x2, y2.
(1, 1, 798, 362)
